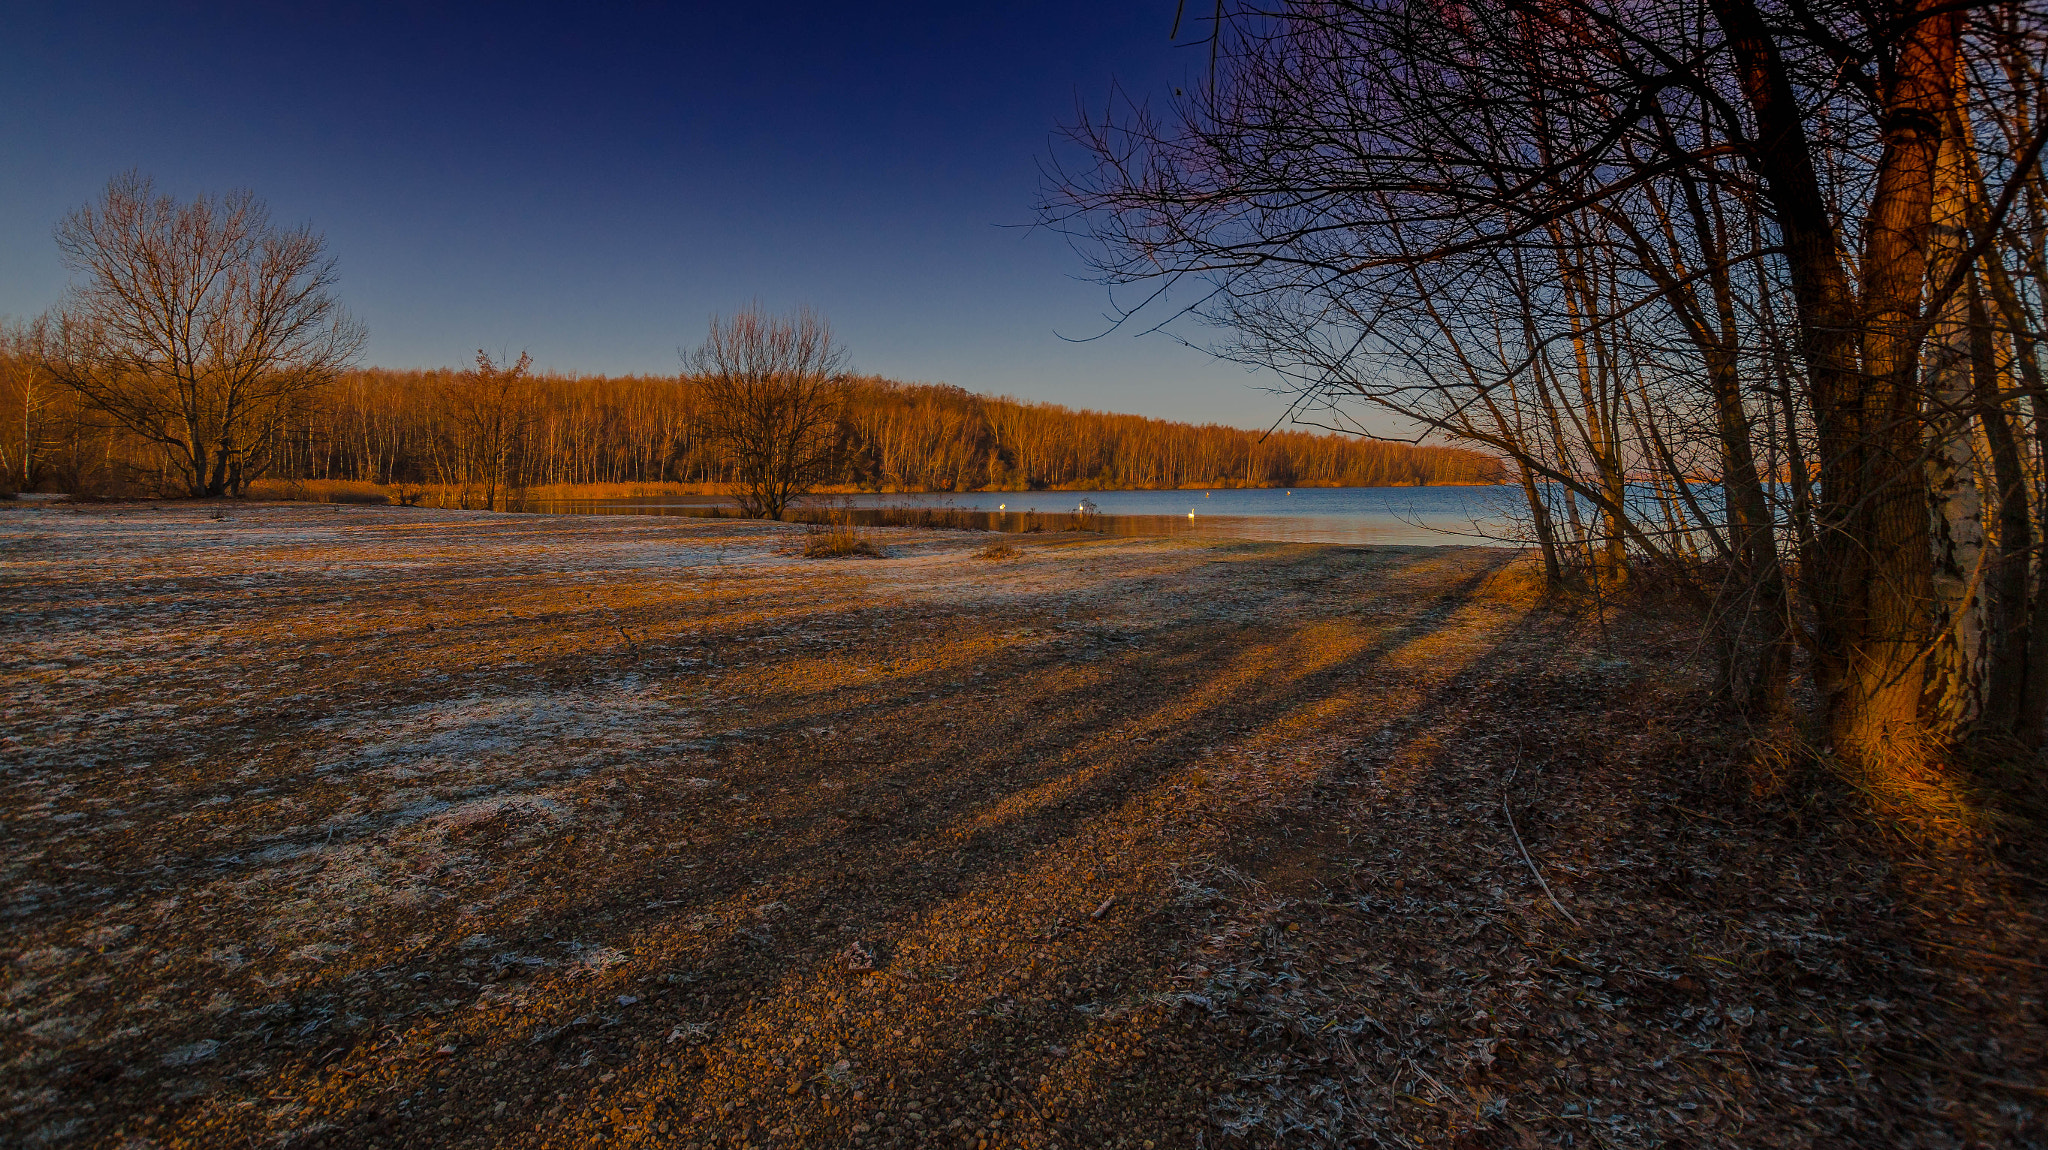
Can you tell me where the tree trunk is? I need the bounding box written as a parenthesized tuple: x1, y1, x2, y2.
(1974, 277, 2033, 738)
(1518, 460, 1563, 588)
(1953, 112, 2048, 746)
(1839, 4, 1956, 759)
(1922, 124, 1988, 736)
(1712, 0, 1955, 764)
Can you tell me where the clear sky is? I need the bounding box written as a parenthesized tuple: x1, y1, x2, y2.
(0, 2, 1319, 431)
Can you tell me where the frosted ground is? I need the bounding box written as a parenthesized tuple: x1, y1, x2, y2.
(3, 504, 2040, 1149)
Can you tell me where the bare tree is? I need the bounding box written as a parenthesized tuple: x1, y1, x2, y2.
(685, 306, 848, 520)
(41, 172, 364, 497)
(445, 349, 535, 510)
(1044, 0, 2048, 767)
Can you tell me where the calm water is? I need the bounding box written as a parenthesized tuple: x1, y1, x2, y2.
(530, 485, 1520, 546)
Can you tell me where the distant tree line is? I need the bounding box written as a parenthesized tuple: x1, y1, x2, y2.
(270, 368, 1501, 498)
(0, 353, 1502, 501)
(0, 176, 1499, 504)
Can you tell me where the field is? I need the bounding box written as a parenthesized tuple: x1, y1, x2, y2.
(3, 503, 2043, 1149)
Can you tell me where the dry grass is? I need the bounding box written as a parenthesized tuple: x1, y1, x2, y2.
(243, 478, 392, 504)
(800, 524, 888, 559)
(522, 482, 724, 500)
(1469, 551, 1550, 606)
(2, 504, 2042, 1149)
(975, 541, 1022, 561)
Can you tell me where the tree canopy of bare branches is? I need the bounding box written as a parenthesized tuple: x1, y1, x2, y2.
(40, 173, 364, 498)
(1045, 0, 2048, 768)
(685, 306, 850, 520)
(439, 350, 536, 511)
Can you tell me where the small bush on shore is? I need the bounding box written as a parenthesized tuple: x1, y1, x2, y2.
(801, 526, 887, 559)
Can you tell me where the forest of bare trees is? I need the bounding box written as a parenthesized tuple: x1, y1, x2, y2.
(1047, 0, 2048, 765)
(0, 360, 1501, 504)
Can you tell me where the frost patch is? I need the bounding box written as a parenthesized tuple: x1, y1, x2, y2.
(27, 1119, 84, 1146)
(80, 924, 135, 947)
(428, 795, 566, 833)
(250, 842, 312, 864)
(162, 1039, 220, 1066)
(14, 947, 76, 971)
(26, 1016, 89, 1044)
(565, 943, 628, 973)
(314, 689, 693, 779)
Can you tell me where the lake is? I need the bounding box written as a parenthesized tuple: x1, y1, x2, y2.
(529, 485, 1521, 546)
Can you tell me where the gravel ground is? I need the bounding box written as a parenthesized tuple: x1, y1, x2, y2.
(2, 502, 2043, 1149)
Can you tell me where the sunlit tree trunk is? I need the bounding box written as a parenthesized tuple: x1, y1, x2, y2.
(1713, 0, 1956, 764)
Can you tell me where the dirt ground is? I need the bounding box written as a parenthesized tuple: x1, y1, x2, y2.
(3, 503, 2044, 1149)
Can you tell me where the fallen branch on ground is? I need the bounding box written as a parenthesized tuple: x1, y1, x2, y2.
(1504, 799, 1579, 928)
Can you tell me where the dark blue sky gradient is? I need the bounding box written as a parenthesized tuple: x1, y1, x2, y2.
(0, 2, 1300, 428)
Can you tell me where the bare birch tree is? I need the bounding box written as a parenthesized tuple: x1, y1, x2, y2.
(0, 319, 54, 492)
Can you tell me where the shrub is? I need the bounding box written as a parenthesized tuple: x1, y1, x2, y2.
(801, 526, 887, 559)
(975, 542, 1021, 560)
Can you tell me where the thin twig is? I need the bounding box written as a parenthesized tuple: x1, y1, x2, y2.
(1504, 799, 1580, 927)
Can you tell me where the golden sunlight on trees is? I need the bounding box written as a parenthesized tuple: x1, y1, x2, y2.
(5, 358, 1500, 498)
(1044, 0, 2048, 768)
(40, 173, 365, 498)
(249, 370, 1498, 493)
(0, 319, 53, 492)
(441, 350, 536, 511)
(686, 305, 850, 520)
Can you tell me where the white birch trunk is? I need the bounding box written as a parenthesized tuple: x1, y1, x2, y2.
(1924, 124, 1987, 731)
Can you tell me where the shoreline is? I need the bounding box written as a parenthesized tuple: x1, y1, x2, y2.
(212, 477, 1510, 507)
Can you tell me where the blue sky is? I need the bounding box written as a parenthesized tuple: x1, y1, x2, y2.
(0, 2, 1311, 430)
